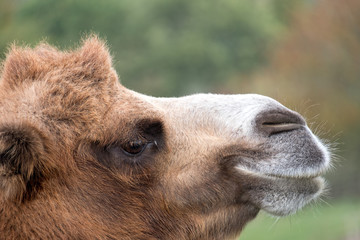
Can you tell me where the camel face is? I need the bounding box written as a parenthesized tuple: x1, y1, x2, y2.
(144, 93, 330, 217)
(0, 37, 330, 239)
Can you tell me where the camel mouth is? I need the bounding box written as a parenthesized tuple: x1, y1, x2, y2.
(264, 172, 323, 180)
(234, 164, 325, 181)
(235, 164, 326, 216)
(231, 124, 331, 216)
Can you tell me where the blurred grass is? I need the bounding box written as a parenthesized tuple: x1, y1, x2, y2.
(240, 199, 360, 240)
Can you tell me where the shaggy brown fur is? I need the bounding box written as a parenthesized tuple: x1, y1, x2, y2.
(0, 36, 328, 239)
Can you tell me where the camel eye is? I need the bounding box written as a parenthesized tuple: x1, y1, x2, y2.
(121, 140, 147, 156)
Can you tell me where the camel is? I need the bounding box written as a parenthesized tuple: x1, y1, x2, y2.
(0, 36, 331, 240)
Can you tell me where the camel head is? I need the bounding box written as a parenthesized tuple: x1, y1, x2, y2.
(0, 37, 331, 240)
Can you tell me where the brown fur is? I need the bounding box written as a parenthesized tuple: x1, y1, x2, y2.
(0, 36, 325, 239)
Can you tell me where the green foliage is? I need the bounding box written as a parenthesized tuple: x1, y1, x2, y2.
(0, 0, 282, 96)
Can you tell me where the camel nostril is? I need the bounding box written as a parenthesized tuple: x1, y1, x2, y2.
(256, 110, 306, 136)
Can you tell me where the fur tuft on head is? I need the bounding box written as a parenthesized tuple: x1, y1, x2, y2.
(1, 35, 116, 88)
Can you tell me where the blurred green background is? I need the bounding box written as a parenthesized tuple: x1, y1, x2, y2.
(1, 0, 359, 239)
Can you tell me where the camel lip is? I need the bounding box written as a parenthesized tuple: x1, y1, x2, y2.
(234, 164, 325, 180)
(264, 172, 323, 180)
(263, 167, 327, 179)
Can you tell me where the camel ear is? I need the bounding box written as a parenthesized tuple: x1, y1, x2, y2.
(1, 46, 41, 86)
(0, 123, 50, 202)
(1, 42, 60, 88)
(74, 36, 116, 83)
